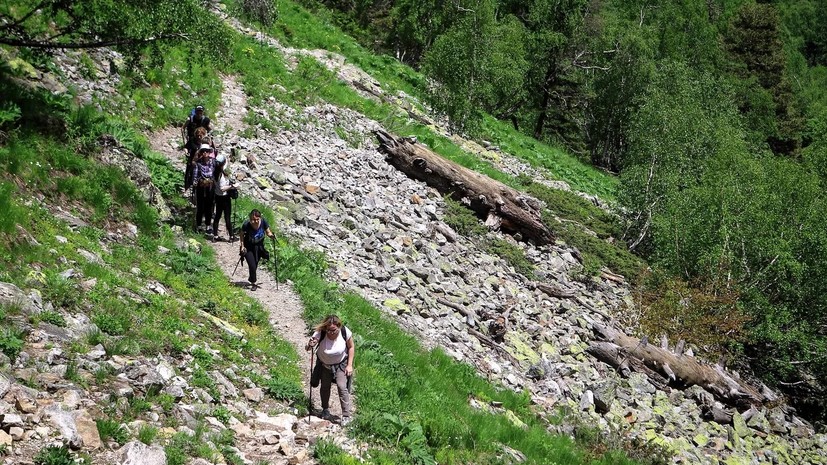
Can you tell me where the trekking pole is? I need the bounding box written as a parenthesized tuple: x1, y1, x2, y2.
(230, 194, 236, 243)
(270, 235, 279, 290)
(308, 347, 315, 422)
(232, 252, 244, 277)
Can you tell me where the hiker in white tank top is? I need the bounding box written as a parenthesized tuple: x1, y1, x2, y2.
(306, 314, 354, 423)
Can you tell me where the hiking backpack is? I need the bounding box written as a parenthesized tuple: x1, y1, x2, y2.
(186, 109, 211, 140)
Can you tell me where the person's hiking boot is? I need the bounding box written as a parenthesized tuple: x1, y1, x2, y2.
(249, 282, 258, 291)
(321, 409, 331, 419)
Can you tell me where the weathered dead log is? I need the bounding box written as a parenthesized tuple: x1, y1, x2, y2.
(587, 342, 670, 390)
(600, 269, 625, 283)
(591, 324, 765, 409)
(437, 297, 474, 318)
(467, 326, 519, 365)
(535, 282, 576, 299)
(375, 129, 553, 245)
(575, 296, 611, 321)
(433, 223, 457, 242)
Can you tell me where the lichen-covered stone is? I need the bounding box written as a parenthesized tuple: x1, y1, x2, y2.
(693, 433, 710, 447)
(382, 298, 409, 314)
(732, 411, 751, 439)
(504, 333, 540, 364)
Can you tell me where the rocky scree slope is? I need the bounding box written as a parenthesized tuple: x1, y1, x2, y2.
(186, 97, 826, 465)
(7, 15, 827, 465)
(194, 13, 827, 465)
(0, 60, 360, 465)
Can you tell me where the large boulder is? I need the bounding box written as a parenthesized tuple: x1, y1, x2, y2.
(117, 441, 166, 465)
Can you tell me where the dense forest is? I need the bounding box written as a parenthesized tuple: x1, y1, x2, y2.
(299, 0, 827, 426)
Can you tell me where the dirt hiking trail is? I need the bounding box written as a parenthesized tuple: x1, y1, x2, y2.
(148, 75, 350, 422)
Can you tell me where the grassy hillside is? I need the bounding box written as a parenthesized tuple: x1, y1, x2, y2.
(0, 2, 661, 465)
(0, 85, 301, 465)
(221, 0, 643, 283)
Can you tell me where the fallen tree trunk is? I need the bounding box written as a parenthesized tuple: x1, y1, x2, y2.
(589, 324, 766, 409)
(535, 282, 575, 299)
(375, 130, 553, 245)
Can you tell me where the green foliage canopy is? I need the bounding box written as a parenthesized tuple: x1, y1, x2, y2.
(0, 0, 230, 62)
(421, 0, 529, 134)
(620, 61, 827, 420)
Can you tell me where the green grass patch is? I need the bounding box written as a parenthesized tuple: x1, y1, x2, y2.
(0, 325, 25, 361)
(442, 197, 487, 237)
(96, 419, 129, 446)
(33, 445, 78, 465)
(232, 198, 648, 465)
(111, 46, 224, 131)
(251, 0, 426, 99)
(137, 424, 159, 445)
(217, 13, 637, 287)
(0, 130, 158, 234)
(483, 237, 536, 279)
(482, 116, 618, 200)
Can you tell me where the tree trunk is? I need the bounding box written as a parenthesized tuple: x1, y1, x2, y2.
(375, 130, 553, 245)
(533, 63, 557, 139)
(589, 324, 767, 409)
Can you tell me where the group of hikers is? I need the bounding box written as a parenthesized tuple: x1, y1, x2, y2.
(181, 105, 236, 242)
(183, 108, 355, 423)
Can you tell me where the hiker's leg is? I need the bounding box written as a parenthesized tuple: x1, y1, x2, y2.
(205, 190, 215, 233)
(334, 369, 352, 417)
(244, 249, 258, 283)
(211, 197, 220, 236)
(221, 196, 232, 235)
(213, 196, 229, 237)
(320, 367, 333, 410)
(184, 164, 193, 189)
(195, 187, 206, 227)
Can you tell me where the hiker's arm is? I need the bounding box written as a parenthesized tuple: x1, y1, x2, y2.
(265, 227, 275, 239)
(345, 337, 354, 376)
(181, 120, 188, 146)
(239, 231, 246, 255)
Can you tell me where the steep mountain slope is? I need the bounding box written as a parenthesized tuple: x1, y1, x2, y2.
(1, 3, 826, 465)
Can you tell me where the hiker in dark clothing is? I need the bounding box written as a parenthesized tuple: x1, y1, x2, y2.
(182, 105, 212, 147)
(239, 209, 274, 290)
(193, 144, 216, 233)
(305, 314, 354, 424)
(185, 127, 212, 190)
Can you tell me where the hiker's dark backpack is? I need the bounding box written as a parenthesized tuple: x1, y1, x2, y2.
(186, 109, 211, 140)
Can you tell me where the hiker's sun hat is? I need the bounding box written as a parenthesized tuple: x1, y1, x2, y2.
(199, 143, 213, 151)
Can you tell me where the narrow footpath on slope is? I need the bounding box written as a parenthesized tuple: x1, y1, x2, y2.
(149, 75, 356, 462)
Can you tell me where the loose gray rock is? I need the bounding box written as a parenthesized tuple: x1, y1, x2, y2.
(118, 441, 166, 465)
